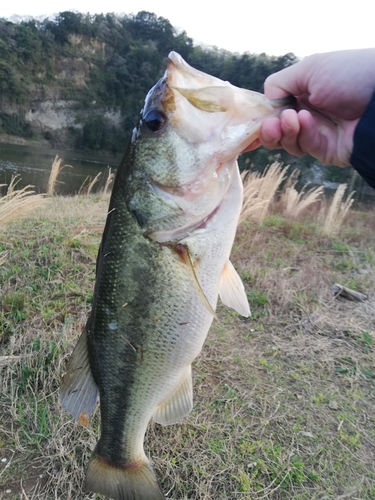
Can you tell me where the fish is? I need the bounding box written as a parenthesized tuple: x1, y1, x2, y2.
(60, 51, 294, 500)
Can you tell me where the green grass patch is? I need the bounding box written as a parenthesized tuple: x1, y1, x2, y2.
(1, 195, 375, 499)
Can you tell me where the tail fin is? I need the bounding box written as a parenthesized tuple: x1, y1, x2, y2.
(85, 451, 165, 500)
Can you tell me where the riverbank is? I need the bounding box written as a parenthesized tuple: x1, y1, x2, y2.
(0, 133, 49, 148)
(1, 194, 375, 499)
(0, 134, 121, 157)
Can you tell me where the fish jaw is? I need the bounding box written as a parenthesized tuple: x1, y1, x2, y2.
(125, 52, 292, 242)
(146, 159, 237, 243)
(166, 51, 292, 157)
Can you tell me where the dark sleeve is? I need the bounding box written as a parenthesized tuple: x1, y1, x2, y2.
(350, 90, 375, 189)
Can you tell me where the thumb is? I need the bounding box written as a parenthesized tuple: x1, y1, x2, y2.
(264, 62, 309, 100)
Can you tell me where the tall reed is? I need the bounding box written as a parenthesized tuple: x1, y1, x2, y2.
(321, 184, 354, 236)
(47, 155, 72, 195)
(281, 170, 324, 219)
(0, 176, 46, 226)
(240, 162, 287, 224)
(103, 168, 115, 195)
(87, 173, 102, 195)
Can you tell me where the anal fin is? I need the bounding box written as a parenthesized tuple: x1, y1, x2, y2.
(219, 260, 251, 317)
(153, 366, 193, 425)
(60, 327, 98, 424)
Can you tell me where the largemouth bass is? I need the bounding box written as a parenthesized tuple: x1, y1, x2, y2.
(61, 52, 294, 500)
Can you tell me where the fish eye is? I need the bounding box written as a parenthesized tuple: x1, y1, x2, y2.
(143, 109, 166, 132)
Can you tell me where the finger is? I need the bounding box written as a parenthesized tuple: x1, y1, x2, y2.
(259, 117, 282, 150)
(264, 59, 310, 100)
(264, 76, 290, 100)
(278, 109, 305, 156)
(297, 109, 352, 166)
(297, 109, 332, 163)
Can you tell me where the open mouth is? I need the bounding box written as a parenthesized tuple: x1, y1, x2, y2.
(148, 164, 233, 244)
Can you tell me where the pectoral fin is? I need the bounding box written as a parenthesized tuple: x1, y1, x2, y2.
(219, 260, 251, 317)
(60, 327, 98, 424)
(175, 243, 217, 318)
(153, 366, 193, 425)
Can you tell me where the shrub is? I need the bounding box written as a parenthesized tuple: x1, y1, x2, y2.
(0, 112, 33, 137)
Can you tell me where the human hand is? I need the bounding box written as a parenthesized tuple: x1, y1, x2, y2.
(258, 49, 375, 166)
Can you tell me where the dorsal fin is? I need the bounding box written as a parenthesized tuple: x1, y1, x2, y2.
(219, 260, 251, 317)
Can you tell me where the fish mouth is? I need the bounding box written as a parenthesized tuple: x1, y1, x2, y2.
(141, 70, 235, 244)
(136, 52, 244, 243)
(148, 193, 223, 244)
(148, 160, 235, 243)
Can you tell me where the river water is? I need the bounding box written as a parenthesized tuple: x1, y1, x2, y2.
(1, 142, 374, 207)
(0, 143, 121, 196)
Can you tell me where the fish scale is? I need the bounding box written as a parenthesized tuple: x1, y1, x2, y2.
(60, 51, 294, 500)
(89, 198, 211, 465)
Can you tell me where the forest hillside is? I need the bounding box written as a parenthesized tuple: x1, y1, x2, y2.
(0, 11, 363, 188)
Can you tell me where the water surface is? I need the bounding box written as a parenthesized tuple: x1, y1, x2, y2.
(0, 143, 121, 195)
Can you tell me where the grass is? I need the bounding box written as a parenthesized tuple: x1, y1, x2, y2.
(47, 155, 72, 196)
(280, 170, 324, 219)
(0, 176, 46, 226)
(321, 184, 355, 237)
(240, 163, 286, 224)
(240, 165, 353, 239)
(0, 184, 375, 499)
(79, 172, 102, 195)
(78, 169, 114, 196)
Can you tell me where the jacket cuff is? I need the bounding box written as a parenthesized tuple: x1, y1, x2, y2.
(350, 90, 375, 189)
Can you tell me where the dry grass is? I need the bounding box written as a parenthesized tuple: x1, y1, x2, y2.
(79, 173, 103, 195)
(320, 184, 355, 237)
(103, 168, 115, 195)
(87, 172, 102, 195)
(0, 252, 7, 266)
(47, 155, 72, 196)
(241, 169, 354, 242)
(1, 190, 375, 500)
(79, 168, 114, 196)
(240, 162, 286, 224)
(280, 170, 324, 219)
(0, 176, 47, 226)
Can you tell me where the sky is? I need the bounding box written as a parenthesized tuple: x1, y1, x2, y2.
(1, 0, 374, 58)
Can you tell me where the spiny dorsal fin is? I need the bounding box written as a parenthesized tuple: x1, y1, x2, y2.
(219, 260, 251, 317)
(60, 328, 98, 424)
(153, 365, 193, 425)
